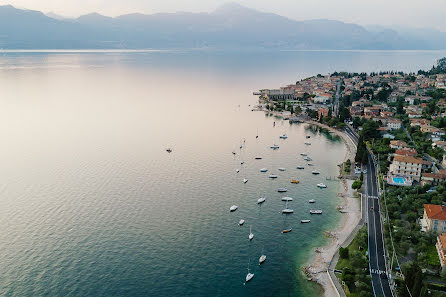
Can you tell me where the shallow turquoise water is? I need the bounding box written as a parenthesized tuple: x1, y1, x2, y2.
(0, 50, 445, 296)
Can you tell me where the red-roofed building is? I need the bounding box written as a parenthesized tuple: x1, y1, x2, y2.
(421, 172, 446, 186)
(436, 233, 446, 268)
(395, 148, 417, 157)
(424, 204, 446, 233)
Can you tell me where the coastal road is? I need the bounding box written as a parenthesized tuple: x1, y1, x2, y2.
(365, 152, 393, 297)
(343, 124, 393, 296)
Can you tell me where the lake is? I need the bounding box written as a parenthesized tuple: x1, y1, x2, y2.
(0, 50, 445, 296)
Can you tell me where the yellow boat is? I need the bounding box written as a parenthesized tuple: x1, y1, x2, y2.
(290, 179, 300, 184)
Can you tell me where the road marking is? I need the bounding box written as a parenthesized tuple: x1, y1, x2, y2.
(370, 269, 386, 275)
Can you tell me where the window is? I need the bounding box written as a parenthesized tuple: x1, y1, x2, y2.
(434, 226, 438, 230)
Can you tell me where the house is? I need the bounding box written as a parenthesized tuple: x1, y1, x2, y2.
(421, 172, 446, 186)
(405, 95, 417, 105)
(432, 141, 446, 149)
(390, 140, 408, 150)
(436, 233, 446, 269)
(387, 119, 402, 130)
(423, 204, 446, 233)
(410, 118, 431, 127)
(318, 108, 329, 120)
(389, 155, 430, 182)
(395, 148, 417, 157)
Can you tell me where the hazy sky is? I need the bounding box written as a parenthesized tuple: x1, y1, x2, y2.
(1, 0, 445, 30)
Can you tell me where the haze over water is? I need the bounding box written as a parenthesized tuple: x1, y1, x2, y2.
(0, 50, 445, 297)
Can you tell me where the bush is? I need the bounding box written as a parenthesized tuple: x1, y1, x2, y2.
(339, 247, 349, 259)
(352, 179, 363, 190)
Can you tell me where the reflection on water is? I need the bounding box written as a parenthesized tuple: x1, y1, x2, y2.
(0, 50, 445, 297)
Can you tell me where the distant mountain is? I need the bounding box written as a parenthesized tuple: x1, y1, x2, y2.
(0, 3, 445, 50)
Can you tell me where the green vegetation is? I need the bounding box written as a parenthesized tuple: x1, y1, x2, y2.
(344, 159, 351, 174)
(352, 179, 363, 190)
(336, 226, 372, 297)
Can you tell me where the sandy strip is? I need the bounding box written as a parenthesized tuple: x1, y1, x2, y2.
(302, 121, 361, 297)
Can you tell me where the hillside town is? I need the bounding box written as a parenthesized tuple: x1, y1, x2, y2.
(256, 57, 446, 297)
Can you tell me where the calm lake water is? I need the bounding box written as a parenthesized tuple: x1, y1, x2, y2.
(0, 50, 445, 297)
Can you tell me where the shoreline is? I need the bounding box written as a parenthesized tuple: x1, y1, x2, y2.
(302, 120, 361, 297)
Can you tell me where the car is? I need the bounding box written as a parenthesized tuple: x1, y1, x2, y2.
(380, 273, 388, 279)
(363, 169, 367, 174)
(370, 206, 374, 211)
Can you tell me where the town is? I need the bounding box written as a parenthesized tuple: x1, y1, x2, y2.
(256, 57, 446, 297)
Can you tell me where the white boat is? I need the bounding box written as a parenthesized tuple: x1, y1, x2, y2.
(310, 210, 323, 214)
(260, 168, 268, 172)
(259, 247, 266, 265)
(278, 168, 286, 171)
(236, 169, 240, 173)
(270, 144, 280, 149)
(257, 197, 266, 204)
(317, 183, 327, 188)
(246, 265, 254, 282)
(269, 174, 278, 179)
(300, 153, 307, 156)
(303, 156, 312, 161)
(230, 205, 238, 212)
(305, 142, 311, 145)
(239, 219, 245, 225)
(243, 178, 248, 183)
(241, 161, 245, 165)
(281, 197, 293, 201)
(277, 188, 288, 192)
(282, 201, 294, 214)
(296, 166, 305, 169)
(309, 199, 316, 203)
(249, 225, 254, 240)
(312, 170, 320, 175)
(301, 219, 311, 223)
(279, 134, 288, 139)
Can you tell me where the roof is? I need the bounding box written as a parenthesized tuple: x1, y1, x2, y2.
(422, 172, 446, 179)
(393, 155, 430, 165)
(425, 204, 446, 220)
(390, 140, 407, 147)
(439, 233, 446, 250)
(395, 149, 417, 156)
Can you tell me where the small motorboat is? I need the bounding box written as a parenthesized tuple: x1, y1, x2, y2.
(306, 136, 311, 139)
(241, 161, 245, 165)
(310, 210, 323, 214)
(279, 134, 288, 139)
(309, 199, 316, 203)
(230, 205, 238, 212)
(296, 166, 305, 170)
(281, 228, 292, 234)
(239, 219, 245, 225)
(259, 254, 266, 265)
(278, 168, 286, 171)
(304, 156, 312, 161)
(255, 157, 262, 160)
(270, 144, 280, 149)
(277, 188, 288, 192)
(166, 148, 172, 153)
(290, 179, 299, 184)
(232, 151, 236, 155)
(236, 169, 240, 173)
(257, 197, 266, 204)
(300, 153, 307, 156)
(269, 174, 278, 179)
(317, 183, 327, 188)
(307, 163, 313, 166)
(312, 171, 320, 175)
(243, 178, 248, 183)
(260, 168, 268, 172)
(249, 225, 254, 240)
(301, 220, 311, 223)
(305, 142, 311, 145)
(281, 197, 293, 201)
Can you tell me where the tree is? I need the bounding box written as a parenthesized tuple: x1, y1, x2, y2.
(339, 247, 349, 259)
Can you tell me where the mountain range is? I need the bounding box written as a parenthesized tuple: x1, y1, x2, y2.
(0, 3, 445, 50)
